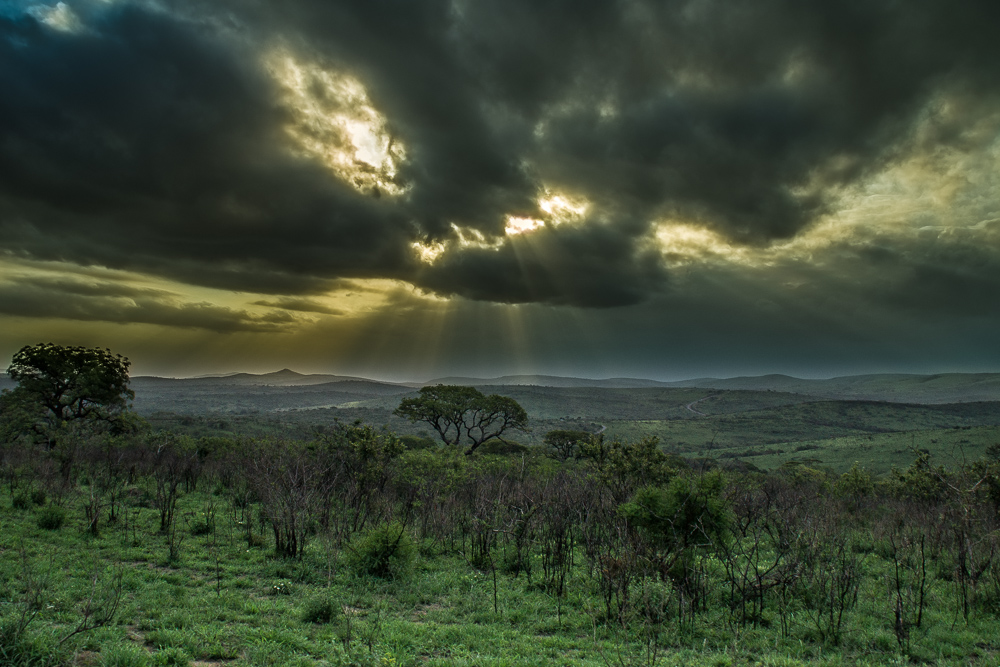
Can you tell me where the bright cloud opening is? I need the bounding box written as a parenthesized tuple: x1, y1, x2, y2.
(538, 191, 589, 222)
(411, 240, 446, 264)
(452, 224, 504, 250)
(266, 49, 407, 196)
(653, 222, 750, 265)
(27, 2, 84, 32)
(505, 216, 545, 235)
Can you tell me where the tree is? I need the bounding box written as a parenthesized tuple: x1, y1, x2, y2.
(543, 429, 590, 461)
(394, 385, 528, 455)
(4, 343, 134, 442)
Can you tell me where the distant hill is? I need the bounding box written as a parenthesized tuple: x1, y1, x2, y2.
(427, 374, 674, 388)
(668, 373, 1000, 404)
(129, 377, 414, 414)
(7, 368, 999, 408)
(427, 372, 1000, 404)
(157, 368, 420, 388)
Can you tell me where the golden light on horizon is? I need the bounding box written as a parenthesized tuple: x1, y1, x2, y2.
(266, 49, 407, 196)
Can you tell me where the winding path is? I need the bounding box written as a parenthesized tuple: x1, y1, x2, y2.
(685, 395, 713, 417)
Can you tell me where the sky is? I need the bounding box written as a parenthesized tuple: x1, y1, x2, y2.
(1, 0, 999, 381)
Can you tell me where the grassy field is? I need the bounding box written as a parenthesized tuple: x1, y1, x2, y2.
(603, 401, 1000, 473)
(703, 425, 1000, 474)
(4, 476, 1000, 667)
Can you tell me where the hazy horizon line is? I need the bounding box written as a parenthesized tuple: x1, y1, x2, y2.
(125, 367, 1000, 385)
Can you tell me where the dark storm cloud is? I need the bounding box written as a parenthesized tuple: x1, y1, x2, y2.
(1, 0, 999, 309)
(418, 221, 667, 307)
(0, 4, 416, 284)
(0, 275, 298, 332)
(846, 223, 1000, 318)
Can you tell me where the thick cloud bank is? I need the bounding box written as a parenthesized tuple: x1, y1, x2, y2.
(1, 0, 1000, 311)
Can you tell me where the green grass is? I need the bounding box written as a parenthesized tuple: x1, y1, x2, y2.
(605, 401, 1000, 473)
(3, 480, 1000, 667)
(708, 425, 1000, 474)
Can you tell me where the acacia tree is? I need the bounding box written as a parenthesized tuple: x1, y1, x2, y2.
(5, 343, 134, 444)
(543, 429, 591, 461)
(394, 385, 528, 455)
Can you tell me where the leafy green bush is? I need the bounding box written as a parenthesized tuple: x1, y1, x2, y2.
(300, 593, 339, 624)
(11, 493, 30, 510)
(477, 439, 529, 455)
(347, 522, 416, 579)
(619, 472, 729, 551)
(30, 489, 46, 506)
(398, 434, 437, 451)
(36, 505, 66, 530)
(189, 522, 212, 536)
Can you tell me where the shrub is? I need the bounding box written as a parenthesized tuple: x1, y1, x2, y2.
(478, 439, 529, 456)
(301, 594, 339, 624)
(36, 505, 66, 530)
(189, 522, 212, 536)
(11, 488, 47, 509)
(348, 522, 416, 579)
(398, 435, 437, 451)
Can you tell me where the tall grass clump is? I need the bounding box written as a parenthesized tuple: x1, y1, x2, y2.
(300, 593, 340, 624)
(100, 643, 153, 667)
(347, 522, 415, 579)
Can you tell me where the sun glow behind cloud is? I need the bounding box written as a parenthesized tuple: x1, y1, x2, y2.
(538, 192, 589, 221)
(504, 216, 544, 235)
(26, 2, 84, 32)
(266, 49, 407, 196)
(411, 240, 446, 264)
(653, 222, 750, 266)
(410, 189, 592, 264)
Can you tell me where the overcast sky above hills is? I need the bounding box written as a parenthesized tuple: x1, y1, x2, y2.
(1, 0, 999, 380)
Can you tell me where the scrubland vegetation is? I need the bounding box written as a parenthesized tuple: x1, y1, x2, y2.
(4, 345, 1000, 666)
(3, 422, 1000, 666)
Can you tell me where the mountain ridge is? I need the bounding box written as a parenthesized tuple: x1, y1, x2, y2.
(5, 370, 1000, 404)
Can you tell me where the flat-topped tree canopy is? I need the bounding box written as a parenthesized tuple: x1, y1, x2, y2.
(394, 385, 528, 455)
(5, 343, 133, 431)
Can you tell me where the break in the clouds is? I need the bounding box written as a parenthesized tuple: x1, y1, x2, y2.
(1, 0, 1000, 376)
